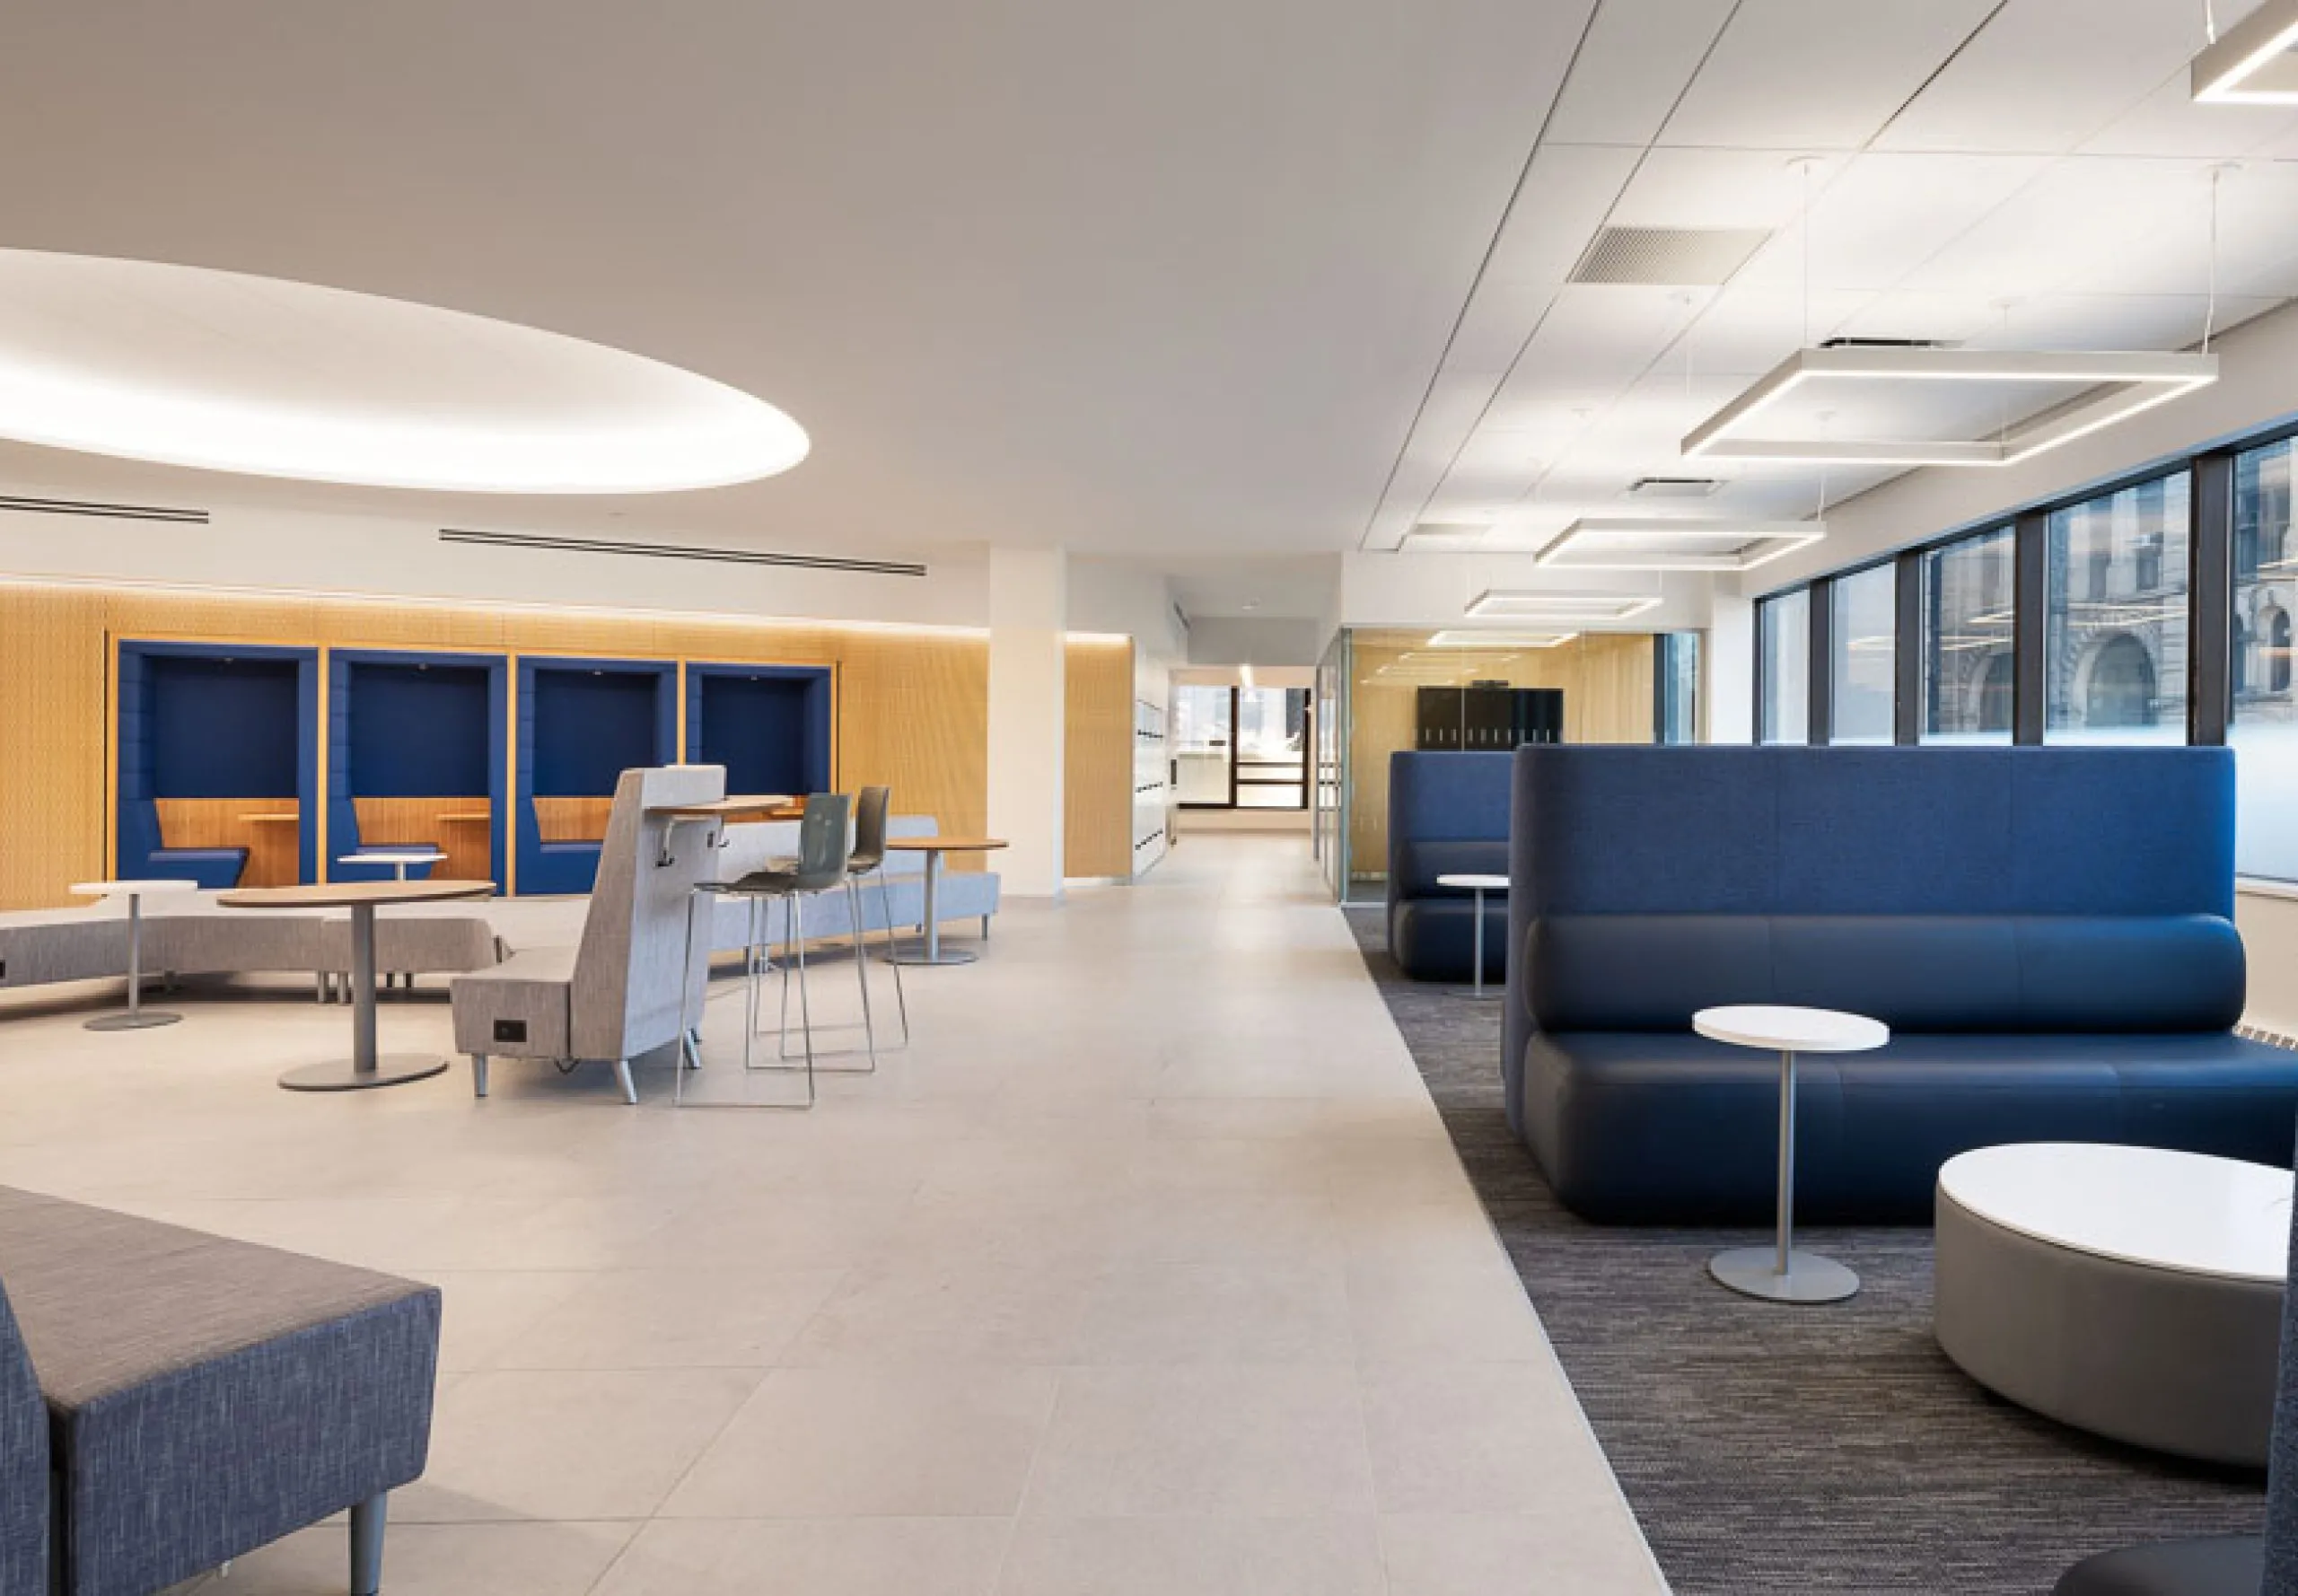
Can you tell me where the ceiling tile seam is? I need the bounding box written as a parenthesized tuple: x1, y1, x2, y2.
(1372, 0, 1752, 551)
(1350, 0, 1608, 554)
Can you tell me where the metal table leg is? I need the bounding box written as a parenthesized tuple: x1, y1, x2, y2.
(1708, 1048, 1859, 1303)
(279, 904, 450, 1091)
(86, 891, 180, 1031)
(890, 847, 976, 966)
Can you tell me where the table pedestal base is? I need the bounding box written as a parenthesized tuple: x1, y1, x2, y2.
(886, 944, 977, 967)
(84, 1010, 180, 1032)
(279, 1055, 452, 1092)
(1709, 1247, 1859, 1304)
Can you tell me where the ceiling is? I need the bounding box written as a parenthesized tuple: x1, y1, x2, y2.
(2, 1, 2295, 583)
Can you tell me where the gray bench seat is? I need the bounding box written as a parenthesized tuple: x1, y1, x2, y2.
(0, 1185, 440, 1596)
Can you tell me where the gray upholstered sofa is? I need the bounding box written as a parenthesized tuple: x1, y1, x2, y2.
(0, 1185, 440, 1596)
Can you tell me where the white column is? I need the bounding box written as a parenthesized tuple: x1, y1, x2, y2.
(987, 547, 1067, 897)
(1704, 591, 1756, 744)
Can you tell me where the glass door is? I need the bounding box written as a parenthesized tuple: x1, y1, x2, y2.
(1172, 684, 1234, 806)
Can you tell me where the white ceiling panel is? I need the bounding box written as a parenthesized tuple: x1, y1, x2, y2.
(2081, 75, 2298, 159)
(2055, 160, 2298, 299)
(1657, 0, 2000, 152)
(1446, 282, 1564, 373)
(1875, 0, 2208, 155)
(1962, 292, 2272, 353)
(1610, 148, 1847, 231)
(1726, 153, 2051, 292)
(1482, 144, 1645, 286)
(1677, 283, 1880, 374)
(1545, 0, 1739, 145)
(1892, 158, 2213, 297)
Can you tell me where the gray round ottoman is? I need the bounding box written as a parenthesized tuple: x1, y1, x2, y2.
(1934, 1144, 2291, 1468)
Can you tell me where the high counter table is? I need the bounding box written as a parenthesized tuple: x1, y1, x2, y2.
(885, 837, 1007, 966)
(222, 879, 494, 1092)
(69, 879, 197, 1031)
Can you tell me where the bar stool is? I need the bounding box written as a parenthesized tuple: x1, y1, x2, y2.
(680, 793, 860, 1109)
(847, 785, 908, 1047)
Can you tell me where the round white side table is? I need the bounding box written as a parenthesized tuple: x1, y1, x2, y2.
(69, 879, 197, 1031)
(337, 848, 447, 881)
(1434, 873, 1509, 999)
(1694, 1004, 1890, 1304)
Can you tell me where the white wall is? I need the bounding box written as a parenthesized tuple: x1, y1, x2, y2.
(2239, 888, 2298, 1037)
(987, 548, 1067, 898)
(1186, 617, 1323, 667)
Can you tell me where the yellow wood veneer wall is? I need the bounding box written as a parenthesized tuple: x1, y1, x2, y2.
(0, 583, 1145, 909)
(1346, 630, 1656, 881)
(1063, 639, 1136, 879)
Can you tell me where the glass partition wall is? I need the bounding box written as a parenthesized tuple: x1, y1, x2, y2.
(1753, 421, 2298, 883)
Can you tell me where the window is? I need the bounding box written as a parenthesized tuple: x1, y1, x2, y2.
(1759, 590, 1810, 745)
(1235, 686, 1309, 809)
(2045, 473, 2188, 743)
(1171, 684, 1232, 804)
(1920, 528, 2015, 744)
(1656, 633, 1701, 744)
(2232, 436, 2297, 880)
(1829, 565, 1895, 744)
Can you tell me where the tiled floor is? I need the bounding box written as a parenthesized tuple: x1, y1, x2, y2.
(0, 834, 1664, 1594)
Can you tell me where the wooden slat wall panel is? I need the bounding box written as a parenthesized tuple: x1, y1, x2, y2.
(1345, 633, 1659, 884)
(353, 797, 492, 881)
(153, 798, 301, 887)
(1063, 639, 1135, 879)
(531, 796, 615, 843)
(0, 583, 996, 908)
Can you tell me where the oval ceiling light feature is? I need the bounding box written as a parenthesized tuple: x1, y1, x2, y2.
(0, 250, 809, 494)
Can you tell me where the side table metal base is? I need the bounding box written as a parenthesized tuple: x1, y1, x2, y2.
(886, 945, 978, 967)
(279, 1055, 452, 1092)
(1710, 1247, 1859, 1304)
(84, 1011, 181, 1032)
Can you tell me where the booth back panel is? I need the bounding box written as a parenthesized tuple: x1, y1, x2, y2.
(533, 798, 615, 842)
(327, 652, 506, 883)
(684, 665, 832, 797)
(346, 664, 492, 795)
(148, 657, 300, 798)
(516, 659, 678, 895)
(352, 798, 493, 881)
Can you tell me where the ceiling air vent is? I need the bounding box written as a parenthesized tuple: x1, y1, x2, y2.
(1626, 477, 1721, 500)
(1818, 337, 1952, 351)
(438, 527, 925, 578)
(0, 493, 207, 525)
(1568, 226, 1769, 287)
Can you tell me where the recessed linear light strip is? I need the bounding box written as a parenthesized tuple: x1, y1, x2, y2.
(1463, 590, 1662, 623)
(1425, 629, 1579, 649)
(2193, 0, 2298, 103)
(0, 493, 208, 525)
(1537, 517, 1823, 574)
(1680, 346, 2218, 469)
(439, 527, 926, 578)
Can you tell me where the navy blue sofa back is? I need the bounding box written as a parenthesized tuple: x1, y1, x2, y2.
(1387, 752, 1512, 981)
(1502, 746, 2289, 1223)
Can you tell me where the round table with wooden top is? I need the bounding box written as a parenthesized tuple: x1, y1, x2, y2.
(221, 879, 495, 1092)
(884, 837, 1007, 966)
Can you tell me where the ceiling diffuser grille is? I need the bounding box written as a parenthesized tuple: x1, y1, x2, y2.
(1568, 226, 1769, 287)
(439, 527, 925, 577)
(0, 493, 207, 525)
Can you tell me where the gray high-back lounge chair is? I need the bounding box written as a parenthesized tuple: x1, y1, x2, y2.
(451, 763, 725, 1103)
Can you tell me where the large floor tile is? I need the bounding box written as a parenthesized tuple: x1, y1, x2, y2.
(1075, 1260, 1354, 1365)
(487, 1266, 846, 1369)
(661, 1367, 1060, 1519)
(785, 1258, 1099, 1366)
(1380, 1511, 1671, 1596)
(593, 1518, 1009, 1596)
(177, 1520, 635, 1596)
(997, 1515, 1385, 1596)
(1025, 1365, 1374, 1517)
(398, 1368, 762, 1521)
(1358, 1363, 1623, 1517)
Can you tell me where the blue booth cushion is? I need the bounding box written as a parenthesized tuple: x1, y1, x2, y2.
(145, 848, 249, 890)
(1386, 752, 1513, 983)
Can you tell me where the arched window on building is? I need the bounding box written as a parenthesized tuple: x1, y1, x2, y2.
(2233, 616, 2250, 698)
(1976, 652, 2013, 732)
(2084, 635, 2157, 728)
(2269, 607, 2294, 695)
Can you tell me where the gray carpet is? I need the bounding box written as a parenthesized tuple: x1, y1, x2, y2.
(1345, 908, 2265, 1596)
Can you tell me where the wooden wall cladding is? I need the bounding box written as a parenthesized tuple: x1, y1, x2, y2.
(531, 796, 615, 844)
(354, 797, 493, 881)
(153, 798, 302, 888)
(0, 584, 997, 909)
(1345, 631, 1657, 884)
(1063, 639, 1136, 880)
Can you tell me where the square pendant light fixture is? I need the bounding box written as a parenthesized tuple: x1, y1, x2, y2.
(1680, 346, 2217, 468)
(1462, 590, 1664, 623)
(1537, 516, 1823, 573)
(1425, 629, 1580, 649)
(2193, 0, 2298, 102)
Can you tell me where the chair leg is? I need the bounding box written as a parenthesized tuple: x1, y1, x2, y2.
(615, 1057, 638, 1106)
(350, 1493, 387, 1596)
(471, 1053, 489, 1098)
(847, 879, 878, 1073)
(876, 869, 909, 1044)
(793, 908, 817, 1106)
(983, 913, 991, 939)
(779, 894, 803, 1059)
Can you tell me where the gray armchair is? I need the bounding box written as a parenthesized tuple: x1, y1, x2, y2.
(451, 763, 725, 1104)
(0, 1276, 43, 1596)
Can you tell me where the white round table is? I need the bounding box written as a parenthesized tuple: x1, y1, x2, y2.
(69, 879, 197, 1031)
(1435, 873, 1509, 999)
(1694, 1004, 1890, 1304)
(1936, 1144, 2292, 1463)
(337, 848, 447, 881)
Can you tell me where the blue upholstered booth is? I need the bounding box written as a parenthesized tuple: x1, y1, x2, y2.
(1388, 752, 1512, 982)
(682, 663, 831, 797)
(117, 642, 320, 888)
(328, 651, 508, 884)
(513, 657, 677, 895)
(1503, 746, 2298, 1223)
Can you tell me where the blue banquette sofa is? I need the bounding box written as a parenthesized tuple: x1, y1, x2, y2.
(1502, 745, 2298, 1223)
(1388, 752, 1512, 983)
